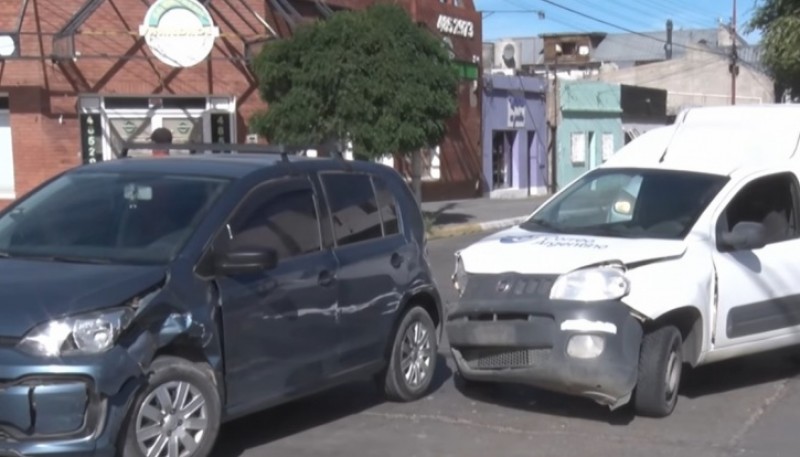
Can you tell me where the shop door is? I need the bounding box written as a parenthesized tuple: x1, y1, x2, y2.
(0, 106, 15, 198)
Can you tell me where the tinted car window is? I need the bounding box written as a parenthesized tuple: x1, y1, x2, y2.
(225, 184, 321, 261)
(0, 172, 228, 264)
(321, 173, 383, 246)
(373, 176, 400, 236)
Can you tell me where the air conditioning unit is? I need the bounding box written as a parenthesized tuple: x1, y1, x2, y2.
(495, 40, 521, 70)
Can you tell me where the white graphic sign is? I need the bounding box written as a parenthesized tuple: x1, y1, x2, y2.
(139, 0, 220, 68)
(436, 14, 474, 38)
(507, 95, 526, 129)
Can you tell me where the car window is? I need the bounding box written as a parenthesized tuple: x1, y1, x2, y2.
(224, 181, 322, 261)
(320, 172, 383, 246)
(718, 172, 799, 246)
(521, 168, 728, 240)
(373, 176, 400, 236)
(0, 172, 228, 264)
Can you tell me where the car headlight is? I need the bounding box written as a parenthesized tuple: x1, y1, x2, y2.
(17, 308, 134, 357)
(549, 265, 630, 301)
(452, 253, 468, 296)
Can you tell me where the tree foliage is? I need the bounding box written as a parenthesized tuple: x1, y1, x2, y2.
(250, 3, 460, 158)
(747, 0, 800, 96)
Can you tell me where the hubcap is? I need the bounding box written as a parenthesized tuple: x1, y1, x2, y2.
(400, 321, 433, 388)
(135, 381, 209, 457)
(665, 350, 681, 401)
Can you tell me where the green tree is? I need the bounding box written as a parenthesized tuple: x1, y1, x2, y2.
(249, 3, 460, 201)
(747, 0, 800, 98)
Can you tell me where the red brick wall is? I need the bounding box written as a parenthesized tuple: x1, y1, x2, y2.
(0, 0, 482, 204)
(0, 0, 269, 201)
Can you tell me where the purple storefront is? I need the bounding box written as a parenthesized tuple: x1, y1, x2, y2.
(481, 74, 549, 197)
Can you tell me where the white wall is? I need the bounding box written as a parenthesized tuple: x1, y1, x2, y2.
(0, 108, 15, 199)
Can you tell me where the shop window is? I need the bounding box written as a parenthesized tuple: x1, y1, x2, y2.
(108, 118, 153, 158)
(570, 132, 587, 164)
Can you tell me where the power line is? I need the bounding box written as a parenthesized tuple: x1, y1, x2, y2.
(533, 0, 730, 58)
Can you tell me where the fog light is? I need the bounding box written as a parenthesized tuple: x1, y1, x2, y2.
(567, 334, 605, 359)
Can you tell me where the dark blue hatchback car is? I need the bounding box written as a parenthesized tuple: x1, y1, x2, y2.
(0, 148, 443, 457)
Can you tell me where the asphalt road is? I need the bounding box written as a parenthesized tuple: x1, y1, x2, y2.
(212, 231, 800, 457)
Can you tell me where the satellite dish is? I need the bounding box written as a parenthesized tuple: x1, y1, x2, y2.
(502, 43, 516, 68)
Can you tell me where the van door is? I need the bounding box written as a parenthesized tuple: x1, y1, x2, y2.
(710, 171, 800, 349)
(317, 171, 411, 373)
(213, 176, 341, 412)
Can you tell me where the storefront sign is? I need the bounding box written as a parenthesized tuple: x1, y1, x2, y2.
(80, 113, 103, 164)
(139, 0, 220, 68)
(436, 14, 474, 38)
(507, 95, 526, 129)
(441, 37, 455, 60)
(211, 113, 232, 152)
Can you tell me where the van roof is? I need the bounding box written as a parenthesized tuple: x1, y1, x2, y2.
(602, 104, 800, 176)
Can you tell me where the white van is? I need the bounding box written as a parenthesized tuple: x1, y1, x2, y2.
(446, 104, 800, 417)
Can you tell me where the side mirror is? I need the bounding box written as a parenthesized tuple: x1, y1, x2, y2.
(720, 221, 767, 251)
(214, 246, 278, 276)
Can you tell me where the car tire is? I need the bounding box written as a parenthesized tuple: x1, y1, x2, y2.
(120, 356, 222, 457)
(633, 325, 683, 417)
(381, 305, 438, 402)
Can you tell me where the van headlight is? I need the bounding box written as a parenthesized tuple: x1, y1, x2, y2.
(17, 308, 134, 357)
(549, 265, 630, 301)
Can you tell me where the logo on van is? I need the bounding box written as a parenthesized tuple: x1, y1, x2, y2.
(140, 0, 220, 68)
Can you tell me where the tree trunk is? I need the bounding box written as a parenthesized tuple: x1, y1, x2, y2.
(411, 148, 423, 204)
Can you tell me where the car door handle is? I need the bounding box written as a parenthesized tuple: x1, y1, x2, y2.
(390, 252, 403, 269)
(318, 270, 336, 287)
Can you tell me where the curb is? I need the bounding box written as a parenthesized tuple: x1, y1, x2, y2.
(427, 215, 528, 240)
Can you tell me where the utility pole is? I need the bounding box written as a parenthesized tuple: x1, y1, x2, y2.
(730, 0, 738, 105)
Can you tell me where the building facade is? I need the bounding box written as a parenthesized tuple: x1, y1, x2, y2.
(481, 74, 548, 197)
(555, 80, 623, 190)
(0, 0, 482, 207)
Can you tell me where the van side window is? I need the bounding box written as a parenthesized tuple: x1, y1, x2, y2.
(719, 173, 800, 246)
(372, 176, 400, 236)
(320, 172, 383, 246)
(224, 184, 322, 261)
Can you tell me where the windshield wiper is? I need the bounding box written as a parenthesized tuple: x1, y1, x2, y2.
(521, 218, 562, 233)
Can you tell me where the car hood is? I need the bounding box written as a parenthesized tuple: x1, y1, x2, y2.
(0, 258, 166, 338)
(458, 226, 687, 275)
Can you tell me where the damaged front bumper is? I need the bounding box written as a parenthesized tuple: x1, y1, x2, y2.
(0, 344, 146, 457)
(446, 293, 643, 408)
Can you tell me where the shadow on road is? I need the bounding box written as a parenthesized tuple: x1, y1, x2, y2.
(212, 354, 453, 457)
(680, 347, 800, 399)
(423, 202, 474, 226)
(453, 374, 635, 426)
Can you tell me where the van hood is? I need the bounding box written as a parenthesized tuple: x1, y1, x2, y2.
(458, 226, 687, 275)
(0, 258, 166, 338)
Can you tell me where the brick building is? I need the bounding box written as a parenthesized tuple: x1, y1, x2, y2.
(0, 0, 482, 207)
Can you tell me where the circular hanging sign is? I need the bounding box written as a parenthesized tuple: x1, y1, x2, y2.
(139, 0, 220, 68)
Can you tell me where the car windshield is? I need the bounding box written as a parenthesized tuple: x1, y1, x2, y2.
(0, 171, 229, 265)
(520, 168, 728, 240)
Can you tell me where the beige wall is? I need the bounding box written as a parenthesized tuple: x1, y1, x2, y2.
(592, 49, 774, 115)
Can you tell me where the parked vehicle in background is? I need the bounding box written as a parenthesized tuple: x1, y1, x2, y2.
(447, 104, 800, 417)
(0, 143, 443, 457)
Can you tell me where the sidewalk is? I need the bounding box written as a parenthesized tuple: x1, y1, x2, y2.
(422, 195, 551, 239)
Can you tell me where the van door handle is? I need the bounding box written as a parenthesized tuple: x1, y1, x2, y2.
(318, 270, 335, 287)
(390, 252, 403, 269)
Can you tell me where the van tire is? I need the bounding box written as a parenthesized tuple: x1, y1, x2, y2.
(634, 325, 683, 417)
(120, 356, 221, 457)
(381, 306, 438, 402)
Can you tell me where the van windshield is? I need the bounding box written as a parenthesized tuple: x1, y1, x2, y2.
(521, 168, 728, 240)
(0, 171, 229, 265)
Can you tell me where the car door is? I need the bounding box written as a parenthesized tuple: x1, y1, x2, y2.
(317, 171, 411, 373)
(710, 170, 800, 349)
(213, 176, 341, 412)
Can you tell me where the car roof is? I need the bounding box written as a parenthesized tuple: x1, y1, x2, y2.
(72, 153, 394, 179)
(601, 104, 800, 177)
